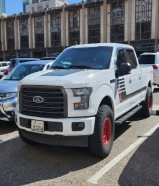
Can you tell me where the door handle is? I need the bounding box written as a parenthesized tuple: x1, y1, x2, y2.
(129, 79, 132, 84)
(139, 76, 141, 80)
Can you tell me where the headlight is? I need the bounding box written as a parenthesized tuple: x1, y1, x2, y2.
(72, 88, 92, 110)
(0, 92, 17, 100)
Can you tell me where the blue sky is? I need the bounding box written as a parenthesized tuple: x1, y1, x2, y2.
(6, 0, 79, 15)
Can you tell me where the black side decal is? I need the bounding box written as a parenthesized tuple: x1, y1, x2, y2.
(117, 78, 146, 102)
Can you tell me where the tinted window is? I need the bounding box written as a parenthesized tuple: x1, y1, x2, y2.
(116, 49, 127, 68)
(2, 63, 7, 67)
(4, 64, 44, 81)
(126, 49, 137, 69)
(10, 60, 17, 69)
(0, 63, 1, 67)
(51, 47, 113, 69)
(139, 55, 155, 65)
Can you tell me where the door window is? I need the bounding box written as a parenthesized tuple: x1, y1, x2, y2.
(125, 49, 137, 69)
(116, 49, 127, 69)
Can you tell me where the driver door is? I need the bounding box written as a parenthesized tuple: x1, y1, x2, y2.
(115, 48, 132, 117)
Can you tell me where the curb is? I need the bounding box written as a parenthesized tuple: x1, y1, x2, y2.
(152, 109, 159, 115)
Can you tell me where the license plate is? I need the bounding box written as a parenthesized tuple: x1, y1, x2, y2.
(31, 120, 44, 132)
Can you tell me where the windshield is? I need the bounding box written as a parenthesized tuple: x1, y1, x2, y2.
(139, 55, 155, 64)
(50, 47, 113, 70)
(4, 64, 45, 81)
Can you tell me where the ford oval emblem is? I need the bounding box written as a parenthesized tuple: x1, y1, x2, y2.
(33, 96, 44, 103)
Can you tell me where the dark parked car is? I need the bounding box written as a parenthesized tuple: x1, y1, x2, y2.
(9, 58, 40, 71)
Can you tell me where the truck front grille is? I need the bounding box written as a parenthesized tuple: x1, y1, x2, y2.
(19, 85, 67, 118)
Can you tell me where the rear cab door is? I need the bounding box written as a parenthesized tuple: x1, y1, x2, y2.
(125, 48, 142, 105)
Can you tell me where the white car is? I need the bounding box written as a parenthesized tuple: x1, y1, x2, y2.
(15, 43, 153, 158)
(0, 61, 10, 78)
(139, 53, 159, 86)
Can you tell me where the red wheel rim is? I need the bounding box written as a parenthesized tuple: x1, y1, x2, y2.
(102, 117, 112, 146)
(148, 93, 153, 109)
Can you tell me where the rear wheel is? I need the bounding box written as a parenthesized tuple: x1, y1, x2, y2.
(141, 87, 153, 117)
(88, 105, 114, 158)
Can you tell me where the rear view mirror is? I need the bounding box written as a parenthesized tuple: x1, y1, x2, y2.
(119, 63, 131, 76)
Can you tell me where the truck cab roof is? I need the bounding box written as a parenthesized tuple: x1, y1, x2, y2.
(69, 43, 134, 49)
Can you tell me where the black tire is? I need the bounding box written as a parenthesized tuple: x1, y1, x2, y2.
(19, 129, 36, 145)
(141, 87, 153, 117)
(88, 105, 114, 158)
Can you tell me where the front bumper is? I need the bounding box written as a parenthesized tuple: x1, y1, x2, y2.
(15, 111, 95, 147)
(0, 97, 17, 121)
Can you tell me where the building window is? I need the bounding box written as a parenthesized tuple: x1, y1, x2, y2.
(88, 7, 100, 43)
(68, 10, 80, 46)
(32, 0, 38, 4)
(110, 2, 124, 42)
(135, 0, 152, 40)
(34, 16, 44, 48)
(20, 18, 29, 49)
(50, 13, 61, 47)
(6, 20, 15, 50)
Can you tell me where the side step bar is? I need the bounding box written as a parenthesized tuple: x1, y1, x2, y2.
(115, 105, 142, 125)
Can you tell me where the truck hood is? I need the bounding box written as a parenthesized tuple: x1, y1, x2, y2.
(0, 80, 19, 93)
(21, 69, 107, 88)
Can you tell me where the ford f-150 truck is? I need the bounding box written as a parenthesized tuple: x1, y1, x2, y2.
(15, 43, 154, 158)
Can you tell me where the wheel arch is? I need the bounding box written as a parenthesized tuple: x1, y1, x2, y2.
(99, 96, 115, 118)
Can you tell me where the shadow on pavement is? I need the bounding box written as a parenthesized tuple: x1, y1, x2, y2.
(0, 121, 17, 135)
(115, 113, 145, 140)
(0, 138, 100, 186)
(118, 128, 159, 186)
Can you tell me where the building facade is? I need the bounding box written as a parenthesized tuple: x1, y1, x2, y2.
(0, 0, 6, 14)
(0, 0, 159, 60)
(23, 0, 67, 13)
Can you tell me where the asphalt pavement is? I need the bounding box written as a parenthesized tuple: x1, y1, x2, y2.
(0, 89, 159, 186)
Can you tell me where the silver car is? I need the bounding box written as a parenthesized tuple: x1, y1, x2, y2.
(0, 60, 54, 121)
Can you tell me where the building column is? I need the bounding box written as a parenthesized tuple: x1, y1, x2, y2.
(4, 21, 7, 51)
(17, 19, 20, 50)
(44, 9, 48, 48)
(100, 4, 104, 43)
(32, 16, 35, 49)
(48, 14, 51, 48)
(102, 0, 107, 42)
(127, 0, 132, 44)
(1, 18, 5, 60)
(65, 11, 69, 46)
(152, 0, 159, 51)
(84, 8, 88, 44)
(131, 0, 135, 41)
(80, 2, 85, 44)
(107, 3, 110, 42)
(124, 0, 128, 42)
(61, 5, 66, 47)
(14, 15, 18, 57)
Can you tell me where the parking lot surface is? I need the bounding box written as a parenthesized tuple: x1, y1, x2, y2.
(0, 89, 159, 186)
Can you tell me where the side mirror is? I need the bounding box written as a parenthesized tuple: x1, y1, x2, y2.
(46, 65, 50, 69)
(118, 63, 131, 76)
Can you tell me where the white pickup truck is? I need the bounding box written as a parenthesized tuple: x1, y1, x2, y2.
(15, 43, 154, 158)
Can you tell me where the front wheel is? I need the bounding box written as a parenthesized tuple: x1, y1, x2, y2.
(88, 105, 114, 158)
(141, 87, 153, 117)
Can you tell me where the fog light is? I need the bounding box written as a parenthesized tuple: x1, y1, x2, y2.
(72, 122, 85, 131)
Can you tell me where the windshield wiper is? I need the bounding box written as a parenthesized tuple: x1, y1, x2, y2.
(51, 66, 66, 69)
(69, 65, 93, 69)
